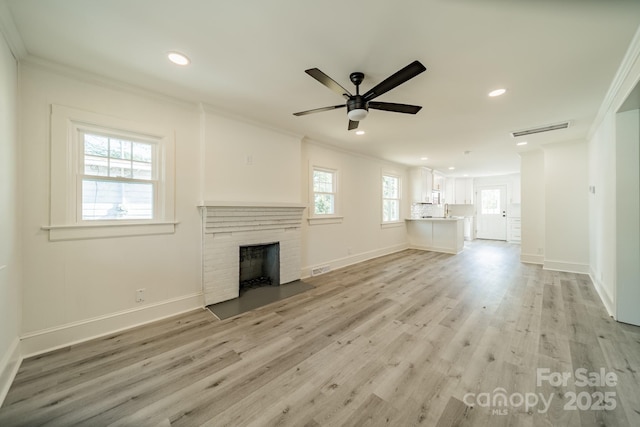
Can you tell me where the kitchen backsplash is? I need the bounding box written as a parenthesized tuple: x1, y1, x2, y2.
(411, 203, 444, 218)
(410, 203, 475, 218)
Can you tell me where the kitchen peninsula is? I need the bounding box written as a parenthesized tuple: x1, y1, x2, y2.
(405, 217, 464, 254)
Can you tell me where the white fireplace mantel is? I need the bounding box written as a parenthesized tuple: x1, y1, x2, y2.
(198, 201, 307, 209)
(200, 202, 306, 306)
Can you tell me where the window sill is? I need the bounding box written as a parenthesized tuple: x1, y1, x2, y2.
(381, 221, 405, 229)
(42, 221, 178, 241)
(307, 216, 344, 226)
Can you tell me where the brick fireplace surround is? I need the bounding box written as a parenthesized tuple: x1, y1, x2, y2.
(200, 202, 307, 305)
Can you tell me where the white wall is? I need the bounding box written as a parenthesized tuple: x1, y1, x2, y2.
(588, 112, 617, 311)
(0, 30, 21, 404)
(519, 141, 590, 273)
(301, 140, 409, 275)
(14, 61, 414, 357)
(520, 150, 545, 264)
(19, 62, 203, 355)
(543, 140, 590, 273)
(201, 107, 301, 203)
(615, 108, 640, 325)
(587, 25, 640, 320)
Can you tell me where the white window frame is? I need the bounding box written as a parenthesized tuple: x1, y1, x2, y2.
(308, 165, 343, 225)
(77, 127, 160, 222)
(45, 105, 176, 241)
(381, 171, 403, 226)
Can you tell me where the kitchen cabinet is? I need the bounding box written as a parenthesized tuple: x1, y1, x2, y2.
(508, 218, 521, 243)
(433, 171, 445, 192)
(409, 167, 433, 203)
(444, 178, 455, 204)
(406, 218, 464, 254)
(463, 216, 474, 241)
(454, 178, 474, 204)
(431, 171, 445, 204)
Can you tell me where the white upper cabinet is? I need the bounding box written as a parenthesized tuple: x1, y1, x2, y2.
(444, 178, 455, 204)
(409, 167, 433, 203)
(454, 178, 474, 204)
(432, 171, 445, 203)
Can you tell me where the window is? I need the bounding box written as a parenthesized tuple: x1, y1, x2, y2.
(80, 131, 157, 221)
(47, 105, 175, 240)
(382, 174, 400, 222)
(313, 167, 336, 215)
(480, 189, 501, 215)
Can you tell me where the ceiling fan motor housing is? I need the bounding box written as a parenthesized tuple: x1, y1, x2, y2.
(347, 96, 367, 112)
(347, 96, 368, 121)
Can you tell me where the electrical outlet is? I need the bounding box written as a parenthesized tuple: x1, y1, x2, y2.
(136, 288, 145, 303)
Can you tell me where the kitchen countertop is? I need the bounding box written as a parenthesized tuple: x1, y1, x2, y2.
(405, 217, 464, 221)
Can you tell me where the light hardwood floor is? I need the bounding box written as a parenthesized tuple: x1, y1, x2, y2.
(1, 241, 639, 426)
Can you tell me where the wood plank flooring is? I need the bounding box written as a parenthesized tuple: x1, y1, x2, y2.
(1, 241, 639, 426)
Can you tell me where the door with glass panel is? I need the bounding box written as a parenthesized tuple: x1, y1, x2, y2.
(476, 185, 507, 240)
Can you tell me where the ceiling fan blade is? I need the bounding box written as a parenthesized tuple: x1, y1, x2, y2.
(368, 101, 422, 114)
(348, 120, 359, 130)
(293, 104, 346, 116)
(305, 68, 352, 99)
(363, 60, 426, 101)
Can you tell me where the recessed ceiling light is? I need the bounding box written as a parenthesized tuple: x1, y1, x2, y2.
(420, 157, 428, 160)
(448, 167, 455, 170)
(355, 130, 365, 135)
(516, 141, 528, 146)
(488, 88, 507, 97)
(463, 174, 469, 177)
(167, 51, 190, 66)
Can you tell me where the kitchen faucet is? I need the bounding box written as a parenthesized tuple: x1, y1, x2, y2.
(444, 203, 449, 218)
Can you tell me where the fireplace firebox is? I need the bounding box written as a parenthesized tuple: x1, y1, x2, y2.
(239, 242, 280, 292)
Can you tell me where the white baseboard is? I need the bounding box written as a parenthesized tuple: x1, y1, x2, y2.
(589, 268, 616, 318)
(521, 253, 544, 264)
(408, 244, 462, 255)
(0, 337, 22, 407)
(301, 243, 409, 279)
(20, 292, 204, 358)
(543, 259, 590, 274)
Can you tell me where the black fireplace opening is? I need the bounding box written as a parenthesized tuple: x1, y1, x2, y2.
(239, 242, 280, 292)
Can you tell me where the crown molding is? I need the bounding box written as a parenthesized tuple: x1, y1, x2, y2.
(198, 102, 304, 141)
(0, 0, 27, 59)
(20, 55, 199, 112)
(302, 136, 409, 171)
(588, 24, 640, 139)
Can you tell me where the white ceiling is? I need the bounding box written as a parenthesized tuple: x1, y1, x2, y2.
(5, 0, 640, 176)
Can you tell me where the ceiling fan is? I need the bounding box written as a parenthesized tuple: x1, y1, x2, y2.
(293, 60, 426, 130)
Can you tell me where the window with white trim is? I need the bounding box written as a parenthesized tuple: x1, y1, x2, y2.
(47, 105, 175, 240)
(382, 174, 401, 222)
(80, 130, 157, 221)
(312, 167, 336, 215)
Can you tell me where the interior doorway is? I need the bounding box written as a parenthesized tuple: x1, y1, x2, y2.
(476, 185, 507, 240)
(615, 89, 640, 326)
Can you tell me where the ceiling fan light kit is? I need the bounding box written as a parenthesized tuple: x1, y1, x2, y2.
(294, 60, 426, 130)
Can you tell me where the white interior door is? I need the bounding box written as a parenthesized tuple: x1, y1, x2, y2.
(476, 185, 507, 240)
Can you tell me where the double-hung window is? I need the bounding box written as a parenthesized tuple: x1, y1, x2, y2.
(312, 167, 336, 215)
(382, 174, 401, 222)
(47, 105, 175, 240)
(80, 131, 157, 221)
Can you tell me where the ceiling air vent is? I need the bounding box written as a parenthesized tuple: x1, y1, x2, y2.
(511, 122, 570, 138)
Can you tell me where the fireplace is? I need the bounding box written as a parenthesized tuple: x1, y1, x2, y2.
(200, 202, 306, 305)
(239, 242, 280, 291)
